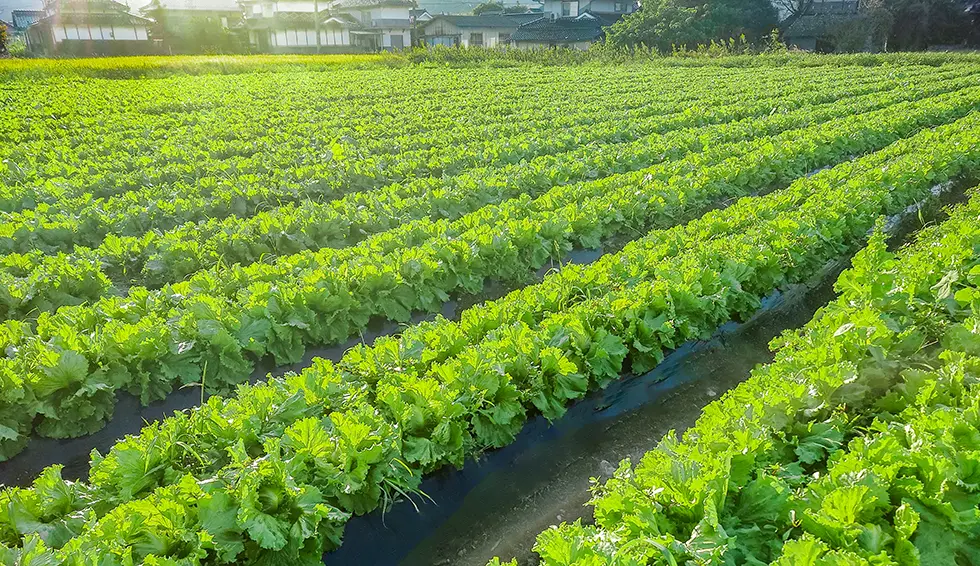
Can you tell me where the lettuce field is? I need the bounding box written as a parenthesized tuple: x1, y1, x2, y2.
(1, 54, 980, 565)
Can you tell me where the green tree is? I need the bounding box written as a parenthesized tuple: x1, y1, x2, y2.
(473, 1, 506, 14)
(824, 0, 973, 52)
(606, 0, 778, 51)
(881, 0, 972, 49)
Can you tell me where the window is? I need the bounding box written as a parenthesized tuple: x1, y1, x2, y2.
(252, 4, 261, 14)
(470, 32, 483, 46)
(613, 1, 625, 12)
(428, 36, 454, 46)
(391, 34, 404, 48)
(561, 2, 572, 16)
(220, 16, 229, 27)
(499, 32, 511, 44)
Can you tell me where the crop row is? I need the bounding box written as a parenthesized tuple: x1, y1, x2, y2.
(1, 62, 926, 153)
(1, 105, 978, 563)
(0, 69, 969, 318)
(1, 85, 975, 458)
(0, 64, 834, 215)
(0, 69, 666, 209)
(0, 63, 929, 254)
(0, 66, 635, 156)
(0, 65, 726, 149)
(505, 186, 980, 565)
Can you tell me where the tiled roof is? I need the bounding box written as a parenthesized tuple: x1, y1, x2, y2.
(11, 10, 44, 30)
(502, 12, 543, 24)
(324, 13, 361, 25)
(427, 14, 527, 28)
(33, 11, 152, 26)
(49, 0, 132, 14)
(511, 15, 602, 42)
(142, 0, 240, 12)
(329, 0, 415, 8)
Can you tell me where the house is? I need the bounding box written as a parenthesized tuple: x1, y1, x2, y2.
(421, 13, 532, 46)
(25, 0, 153, 55)
(241, 0, 329, 52)
(334, 0, 413, 49)
(241, 0, 413, 52)
(509, 0, 631, 49)
(783, 0, 861, 51)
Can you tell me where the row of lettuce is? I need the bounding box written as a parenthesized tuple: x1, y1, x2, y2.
(0, 65, 952, 265)
(495, 183, 980, 566)
(0, 64, 861, 252)
(0, 67, 971, 314)
(0, 66, 673, 198)
(1, 102, 979, 563)
(1, 82, 977, 460)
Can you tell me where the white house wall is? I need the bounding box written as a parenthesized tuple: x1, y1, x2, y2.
(544, 0, 578, 18)
(274, 27, 316, 46)
(320, 27, 350, 45)
(380, 29, 410, 47)
(271, 27, 354, 46)
(372, 6, 410, 19)
(52, 24, 148, 43)
(114, 26, 142, 40)
(582, 0, 632, 13)
(460, 27, 513, 47)
(423, 20, 460, 37)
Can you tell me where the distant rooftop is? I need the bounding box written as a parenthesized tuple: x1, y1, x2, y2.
(427, 13, 535, 27)
(511, 14, 605, 43)
(141, 0, 240, 11)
